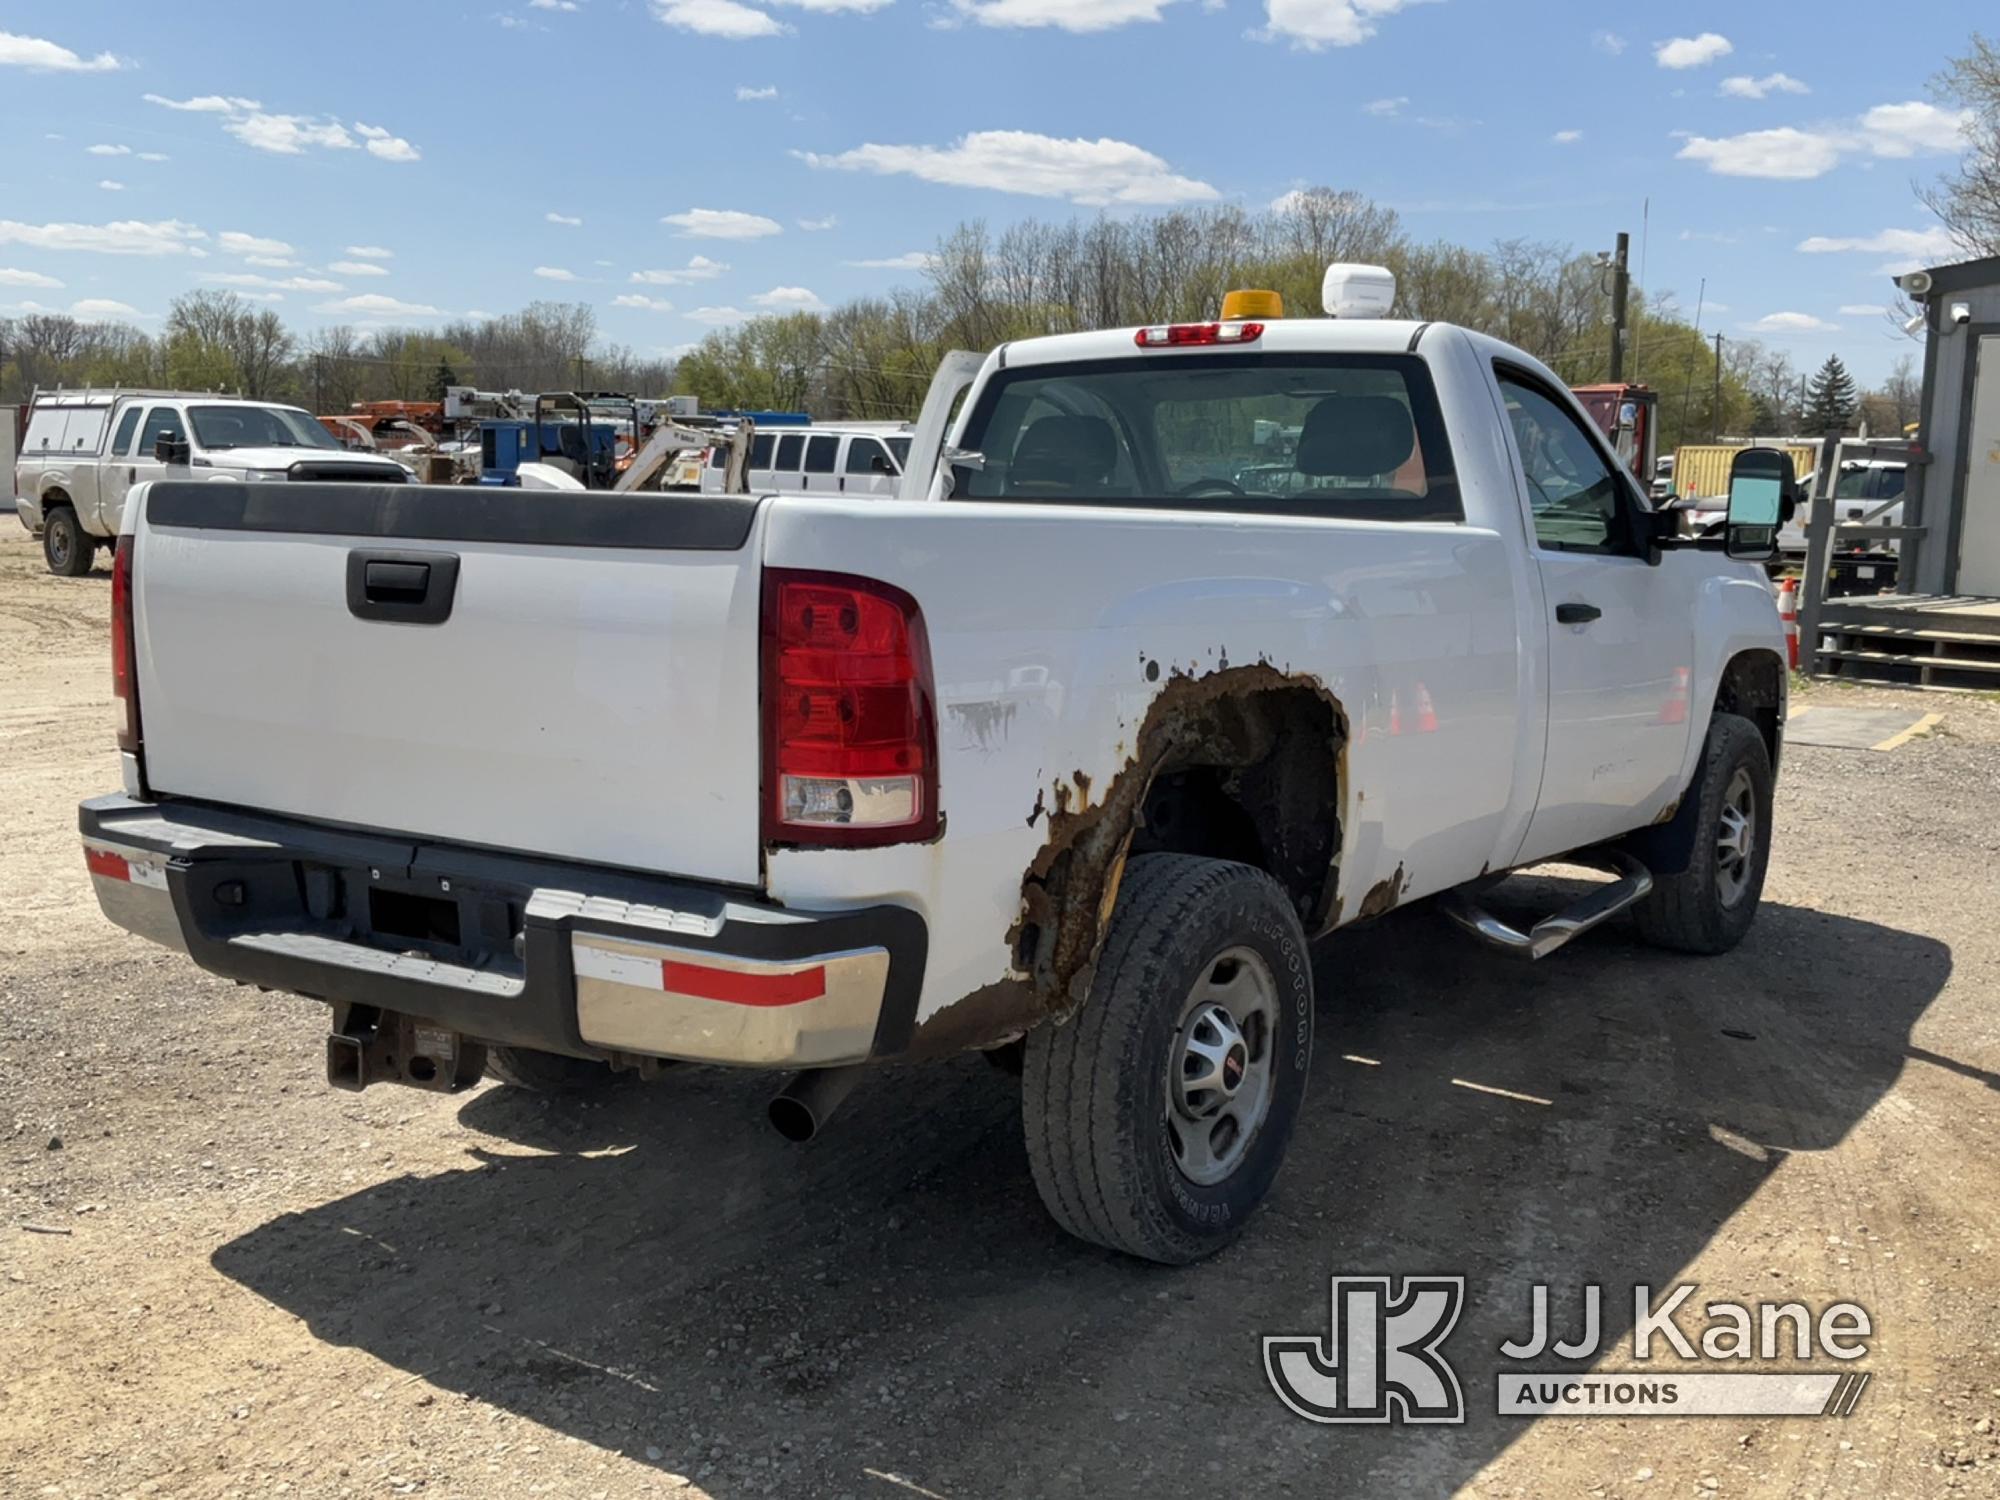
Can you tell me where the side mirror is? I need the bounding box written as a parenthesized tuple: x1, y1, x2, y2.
(154, 435, 191, 466)
(1724, 448, 1788, 561)
(871, 454, 894, 476)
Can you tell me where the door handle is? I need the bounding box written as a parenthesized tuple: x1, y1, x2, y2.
(346, 549, 460, 625)
(1555, 602, 1602, 625)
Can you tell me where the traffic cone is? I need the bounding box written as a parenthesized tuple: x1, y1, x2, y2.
(1661, 666, 1691, 725)
(1776, 578, 1800, 670)
(1413, 682, 1439, 733)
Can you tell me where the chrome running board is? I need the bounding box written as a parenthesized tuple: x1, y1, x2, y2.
(1439, 852, 1653, 961)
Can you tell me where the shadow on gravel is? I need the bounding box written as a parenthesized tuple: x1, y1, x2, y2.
(213, 891, 1949, 1497)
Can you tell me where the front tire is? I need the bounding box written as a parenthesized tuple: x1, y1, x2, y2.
(1023, 854, 1313, 1264)
(1633, 713, 1773, 955)
(43, 507, 93, 577)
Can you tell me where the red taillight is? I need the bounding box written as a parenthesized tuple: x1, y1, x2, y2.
(111, 535, 141, 757)
(1134, 321, 1264, 348)
(762, 568, 937, 848)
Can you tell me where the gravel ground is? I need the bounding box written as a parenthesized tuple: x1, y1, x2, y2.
(2, 525, 1998, 1499)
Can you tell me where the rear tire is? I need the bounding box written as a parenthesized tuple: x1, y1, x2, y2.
(1022, 853, 1313, 1264)
(43, 507, 93, 577)
(1633, 713, 1772, 955)
(485, 1046, 616, 1094)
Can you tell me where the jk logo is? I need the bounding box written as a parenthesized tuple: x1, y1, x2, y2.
(1264, 1276, 1466, 1424)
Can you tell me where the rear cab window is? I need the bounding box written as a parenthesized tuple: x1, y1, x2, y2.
(110, 405, 145, 458)
(773, 434, 804, 472)
(951, 352, 1460, 522)
(803, 435, 838, 475)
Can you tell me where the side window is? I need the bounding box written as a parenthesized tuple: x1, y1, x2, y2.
(66, 407, 109, 452)
(1497, 372, 1631, 554)
(707, 444, 726, 470)
(773, 433, 804, 471)
(24, 409, 69, 453)
(749, 432, 775, 468)
(110, 406, 145, 458)
(845, 437, 890, 475)
(139, 406, 186, 457)
(803, 434, 838, 474)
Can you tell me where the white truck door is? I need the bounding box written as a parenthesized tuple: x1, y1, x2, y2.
(1495, 367, 1696, 865)
(1957, 335, 2000, 594)
(98, 403, 147, 532)
(840, 435, 896, 496)
(125, 404, 189, 502)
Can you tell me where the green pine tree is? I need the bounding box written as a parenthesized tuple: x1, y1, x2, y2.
(429, 358, 459, 403)
(1803, 355, 1859, 434)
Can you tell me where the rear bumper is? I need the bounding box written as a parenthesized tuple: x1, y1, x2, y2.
(15, 493, 44, 534)
(79, 794, 926, 1069)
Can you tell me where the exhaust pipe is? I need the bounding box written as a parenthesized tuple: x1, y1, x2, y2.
(768, 1064, 868, 1142)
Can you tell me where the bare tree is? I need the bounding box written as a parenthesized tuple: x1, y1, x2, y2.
(1922, 32, 2000, 256)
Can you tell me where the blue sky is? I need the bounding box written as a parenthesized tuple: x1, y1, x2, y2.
(0, 1, 1986, 383)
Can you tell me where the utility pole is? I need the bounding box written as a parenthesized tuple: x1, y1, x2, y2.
(1711, 332, 1723, 440)
(1607, 231, 1631, 384)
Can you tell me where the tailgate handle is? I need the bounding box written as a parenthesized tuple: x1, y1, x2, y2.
(346, 549, 460, 625)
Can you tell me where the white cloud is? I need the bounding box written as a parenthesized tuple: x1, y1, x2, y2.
(97, 180, 125, 191)
(1676, 126, 1844, 180)
(770, 0, 894, 9)
(1551, 129, 1583, 144)
(0, 268, 64, 288)
(752, 285, 827, 311)
(1679, 102, 1972, 181)
(662, 207, 784, 238)
(631, 256, 728, 284)
(244, 254, 298, 267)
(1745, 311, 1838, 333)
(143, 92, 260, 112)
(736, 84, 779, 100)
(355, 122, 421, 162)
(651, 0, 790, 38)
(71, 298, 141, 319)
(533, 266, 580, 281)
(1797, 226, 1961, 259)
(137, 152, 169, 162)
(219, 230, 295, 258)
(1719, 72, 1808, 100)
(327, 259, 391, 276)
(846, 251, 933, 269)
(1655, 32, 1731, 69)
(951, 0, 1177, 31)
(87, 143, 131, 156)
(345, 245, 393, 260)
(686, 305, 750, 325)
(0, 219, 207, 256)
(800, 130, 1217, 205)
(204, 272, 346, 292)
(546, 211, 583, 226)
(0, 30, 121, 72)
(1858, 101, 1972, 157)
(613, 293, 675, 311)
(798, 215, 838, 231)
(1839, 304, 1888, 317)
(1361, 97, 1406, 117)
(1255, 0, 1424, 51)
(316, 293, 443, 317)
(226, 113, 356, 154)
(530, 0, 581, 8)
(1591, 30, 1626, 55)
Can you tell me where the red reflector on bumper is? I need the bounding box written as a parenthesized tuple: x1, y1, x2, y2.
(85, 847, 131, 882)
(660, 960, 827, 1007)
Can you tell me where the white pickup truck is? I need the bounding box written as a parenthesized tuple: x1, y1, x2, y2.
(15, 389, 407, 576)
(80, 267, 1790, 1263)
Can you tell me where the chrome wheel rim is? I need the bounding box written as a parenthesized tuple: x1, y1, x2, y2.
(48, 523, 70, 568)
(1715, 766, 1757, 907)
(1166, 946, 1279, 1186)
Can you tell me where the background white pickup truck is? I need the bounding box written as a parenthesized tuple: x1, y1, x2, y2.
(81, 269, 1788, 1263)
(15, 389, 406, 576)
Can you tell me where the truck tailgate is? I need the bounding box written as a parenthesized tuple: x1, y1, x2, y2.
(131, 482, 766, 887)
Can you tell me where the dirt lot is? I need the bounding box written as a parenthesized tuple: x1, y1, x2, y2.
(3, 525, 1999, 1500)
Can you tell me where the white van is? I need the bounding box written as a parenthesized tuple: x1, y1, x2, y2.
(701, 424, 912, 496)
